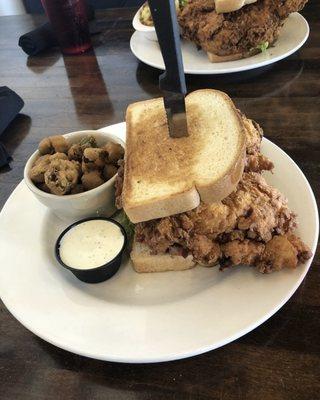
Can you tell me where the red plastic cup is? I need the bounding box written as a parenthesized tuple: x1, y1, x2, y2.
(41, 0, 92, 55)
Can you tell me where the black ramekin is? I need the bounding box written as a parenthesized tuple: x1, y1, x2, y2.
(55, 217, 127, 284)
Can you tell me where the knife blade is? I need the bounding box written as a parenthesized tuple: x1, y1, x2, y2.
(148, 0, 188, 138)
(161, 90, 188, 138)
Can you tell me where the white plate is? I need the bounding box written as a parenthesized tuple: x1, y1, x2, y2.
(130, 13, 309, 74)
(0, 123, 318, 363)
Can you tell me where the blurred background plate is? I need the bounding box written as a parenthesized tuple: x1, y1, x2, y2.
(130, 12, 309, 75)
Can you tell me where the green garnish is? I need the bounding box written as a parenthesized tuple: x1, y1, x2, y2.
(179, 0, 188, 8)
(256, 41, 269, 52)
(79, 135, 97, 149)
(112, 210, 135, 246)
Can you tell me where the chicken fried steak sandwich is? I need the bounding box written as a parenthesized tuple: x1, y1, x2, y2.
(115, 89, 312, 273)
(178, 0, 308, 62)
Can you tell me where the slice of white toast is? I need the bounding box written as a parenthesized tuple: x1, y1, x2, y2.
(122, 89, 246, 223)
(130, 240, 196, 273)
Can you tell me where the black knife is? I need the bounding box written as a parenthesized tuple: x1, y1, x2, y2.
(148, 0, 188, 138)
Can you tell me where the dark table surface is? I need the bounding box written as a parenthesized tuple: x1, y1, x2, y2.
(0, 3, 319, 400)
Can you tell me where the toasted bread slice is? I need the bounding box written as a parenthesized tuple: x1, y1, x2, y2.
(214, 0, 257, 14)
(207, 49, 259, 63)
(207, 51, 249, 62)
(123, 89, 246, 223)
(130, 240, 196, 273)
(207, 52, 245, 63)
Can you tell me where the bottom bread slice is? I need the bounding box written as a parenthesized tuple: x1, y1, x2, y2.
(206, 47, 262, 63)
(130, 241, 196, 273)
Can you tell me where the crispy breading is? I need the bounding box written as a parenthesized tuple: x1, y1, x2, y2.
(30, 153, 68, 183)
(220, 234, 311, 273)
(136, 172, 297, 266)
(44, 159, 80, 195)
(245, 153, 274, 172)
(38, 135, 69, 155)
(222, 239, 265, 267)
(179, 0, 308, 57)
(257, 235, 298, 273)
(287, 234, 313, 262)
(241, 114, 274, 173)
(226, 172, 296, 242)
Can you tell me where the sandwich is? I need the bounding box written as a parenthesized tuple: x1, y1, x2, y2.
(178, 0, 308, 62)
(115, 89, 312, 273)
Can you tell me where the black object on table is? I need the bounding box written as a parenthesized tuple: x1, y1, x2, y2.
(18, 4, 95, 56)
(18, 22, 58, 56)
(0, 87, 24, 168)
(148, 0, 188, 138)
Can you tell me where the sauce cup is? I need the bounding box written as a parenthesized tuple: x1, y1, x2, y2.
(55, 217, 127, 283)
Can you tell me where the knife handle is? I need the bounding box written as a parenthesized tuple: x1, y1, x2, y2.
(148, 0, 186, 94)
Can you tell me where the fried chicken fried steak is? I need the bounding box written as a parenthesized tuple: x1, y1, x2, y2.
(116, 90, 312, 274)
(178, 0, 308, 62)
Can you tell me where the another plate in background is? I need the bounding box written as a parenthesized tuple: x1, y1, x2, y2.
(130, 13, 309, 75)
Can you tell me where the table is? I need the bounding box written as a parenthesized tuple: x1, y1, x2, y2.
(0, 4, 319, 400)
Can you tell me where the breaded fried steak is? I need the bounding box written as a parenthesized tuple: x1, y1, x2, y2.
(178, 0, 308, 62)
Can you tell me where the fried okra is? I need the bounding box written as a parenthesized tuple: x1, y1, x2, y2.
(30, 134, 124, 195)
(79, 135, 97, 149)
(81, 171, 104, 191)
(68, 136, 98, 162)
(30, 153, 67, 183)
(36, 182, 51, 193)
(105, 142, 124, 164)
(82, 147, 108, 173)
(70, 184, 85, 194)
(103, 164, 118, 180)
(38, 135, 69, 155)
(68, 144, 83, 162)
(44, 159, 80, 195)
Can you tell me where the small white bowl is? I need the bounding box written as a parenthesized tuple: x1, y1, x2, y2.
(132, 5, 184, 43)
(132, 5, 158, 42)
(24, 130, 125, 221)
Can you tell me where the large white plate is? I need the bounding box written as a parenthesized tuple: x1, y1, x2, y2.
(130, 13, 309, 74)
(0, 123, 318, 363)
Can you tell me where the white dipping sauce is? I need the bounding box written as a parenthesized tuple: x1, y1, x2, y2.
(59, 220, 124, 270)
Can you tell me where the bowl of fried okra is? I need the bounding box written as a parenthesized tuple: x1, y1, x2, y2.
(24, 130, 125, 221)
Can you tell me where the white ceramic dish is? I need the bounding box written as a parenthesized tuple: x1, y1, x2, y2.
(130, 12, 309, 74)
(132, 4, 157, 42)
(24, 130, 125, 221)
(0, 122, 318, 363)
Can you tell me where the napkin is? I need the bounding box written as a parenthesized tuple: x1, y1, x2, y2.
(18, 4, 96, 56)
(0, 87, 24, 168)
(18, 22, 58, 56)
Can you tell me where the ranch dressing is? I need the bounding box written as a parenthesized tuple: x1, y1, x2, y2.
(59, 220, 124, 270)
